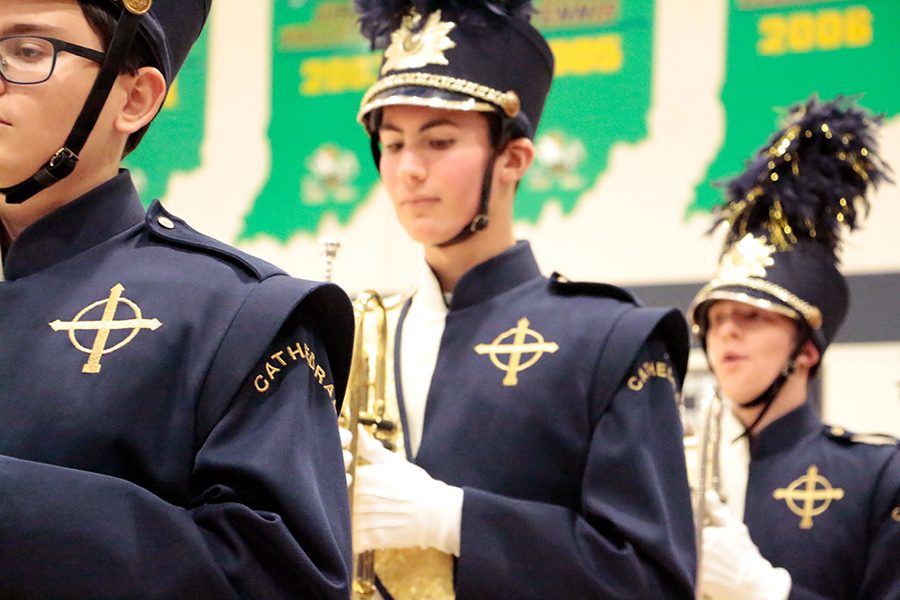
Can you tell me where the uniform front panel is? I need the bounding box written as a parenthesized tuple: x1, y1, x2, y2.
(415, 279, 622, 508)
(745, 438, 880, 598)
(0, 228, 250, 502)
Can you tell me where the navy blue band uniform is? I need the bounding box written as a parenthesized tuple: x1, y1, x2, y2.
(743, 402, 899, 599)
(687, 96, 897, 599)
(392, 242, 696, 599)
(0, 171, 354, 598)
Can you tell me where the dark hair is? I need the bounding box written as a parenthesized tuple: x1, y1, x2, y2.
(78, 0, 159, 156)
(368, 107, 527, 152)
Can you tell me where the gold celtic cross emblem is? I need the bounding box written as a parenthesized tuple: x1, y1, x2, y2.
(773, 465, 845, 529)
(474, 317, 559, 386)
(49, 283, 162, 374)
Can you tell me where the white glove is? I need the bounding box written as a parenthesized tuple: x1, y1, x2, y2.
(338, 426, 353, 487)
(700, 491, 791, 600)
(352, 428, 463, 556)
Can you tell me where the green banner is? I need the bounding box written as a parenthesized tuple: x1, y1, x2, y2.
(243, 0, 655, 241)
(243, 0, 377, 241)
(691, 0, 900, 215)
(124, 28, 210, 205)
(521, 0, 655, 220)
(136, 1, 899, 241)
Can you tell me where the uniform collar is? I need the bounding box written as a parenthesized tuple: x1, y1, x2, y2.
(749, 401, 821, 459)
(414, 259, 451, 314)
(449, 240, 542, 311)
(2, 171, 145, 281)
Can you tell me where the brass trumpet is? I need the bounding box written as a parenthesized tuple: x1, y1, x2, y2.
(345, 290, 399, 598)
(681, 383, 725, 599)
(318, 239, 402, 598)
(346, 287, 455, 600)
(318, 240, 453, 599)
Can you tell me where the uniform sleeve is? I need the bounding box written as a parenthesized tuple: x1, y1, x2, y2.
(786, 583, 835, 599)
(0, 308, 351, 599)
(455, 337, 696, 599)
(857, 447, 900, 599)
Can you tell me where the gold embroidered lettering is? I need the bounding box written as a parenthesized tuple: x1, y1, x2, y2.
(287, 342, 306, 361)
(265, 362, 281, 379)
(627, 360, 676, 393)
(254, 339, 334, 398)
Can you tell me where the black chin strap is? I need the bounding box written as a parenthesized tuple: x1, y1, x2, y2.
(733, 332, 810, 441)
(0, 8, 142, 204)
(434, 151, 494, 248)
(436, 119, 515, 248)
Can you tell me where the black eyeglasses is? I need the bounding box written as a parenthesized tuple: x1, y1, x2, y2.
(0, 35, 105, 85)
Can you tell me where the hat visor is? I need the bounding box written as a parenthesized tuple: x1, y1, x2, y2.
(690, 275, 823, 326)
(689, 287, 801, 328)
(358, 86, 495, 126)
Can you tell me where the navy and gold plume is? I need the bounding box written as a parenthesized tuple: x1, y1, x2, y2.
(355, 0, 536, 45)
(714, 96, 890, 253)
(690, 96, 892, 352)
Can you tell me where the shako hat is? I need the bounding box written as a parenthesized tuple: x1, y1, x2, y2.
(355, 0, 554, 140)
(689, 96, 891, 353)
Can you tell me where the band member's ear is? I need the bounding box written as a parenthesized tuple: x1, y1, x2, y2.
(115, 67, 167, 136)
(796, 339, 821, 371)
(497, 137, 535, 185)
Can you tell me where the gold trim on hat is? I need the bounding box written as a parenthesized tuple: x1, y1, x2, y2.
(358, 73, 521, 123)
(688, 290, 800, 335)
(689, 277, 822, 331)
(688, 233, 822, 331)
(360, 95, 495, 122)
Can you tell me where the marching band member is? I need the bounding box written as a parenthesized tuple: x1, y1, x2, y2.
(688, 96, 900, 600)
(344, 1, 696, 597)
(0, 1, 353, 597)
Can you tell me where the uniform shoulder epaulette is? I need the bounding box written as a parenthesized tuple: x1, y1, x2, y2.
(824, 425, 899, 446)
(145, 201, 284, 281)
(549, 272, 639, 305)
